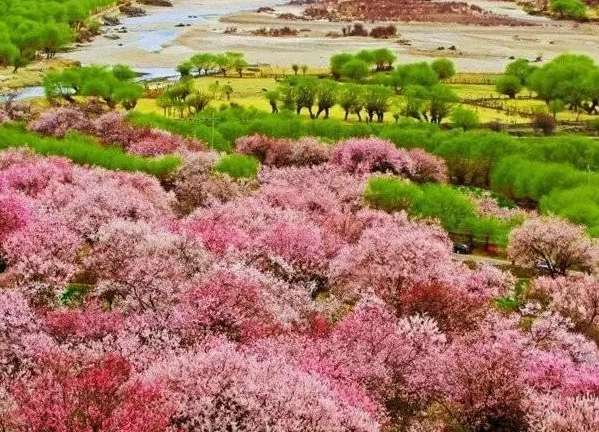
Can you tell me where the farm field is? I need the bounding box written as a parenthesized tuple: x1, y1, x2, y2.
(3, 1, 599, 431)
(135, 76, 534, 124)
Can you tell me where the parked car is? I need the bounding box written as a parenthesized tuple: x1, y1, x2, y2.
(535, 260, 553, 273)
(453, 243, 472, 255)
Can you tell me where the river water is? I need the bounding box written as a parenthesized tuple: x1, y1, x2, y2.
(62, 0, 283, 72)
(11, 0, 282, 100)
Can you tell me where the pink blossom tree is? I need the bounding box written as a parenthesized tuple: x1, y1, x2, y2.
(171, 152, 248, 214)
(2, 215, 82, 292)
(304, 302, 446, 422)
(528, 394, 599, 432)
(331, 137, 414, 176)
(508, 216, 596, 276)
(28, 107, 94, 138)
(406, 148, 448, 183)
(144, 342, 379, 432)
(534, 275, 599, 331)
(6, 354, 171, 432)
(0, 193, 31, 242)
(85, 220, 211, 313)
(422, 327, 529, 431)
(236, 134, 329, 167)
(0, 290, 54, 383)
(171, 268, 282, 343)
(0, 150, 73, 198)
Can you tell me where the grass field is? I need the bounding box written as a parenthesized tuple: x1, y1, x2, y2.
(136, 76, 538, 124)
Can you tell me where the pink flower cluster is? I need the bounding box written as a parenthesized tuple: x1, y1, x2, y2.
(508, 216, 596, 276)
(0, 108, 10, 124)
(331, 137, 448, 182)
(469, 190, 530, 220)
(236, 134, 331, 167)
(28, 107, 95, 137)
(170, 152, 250, 214)
(28, 108, 204, 156)
(1, 126, 599, 430)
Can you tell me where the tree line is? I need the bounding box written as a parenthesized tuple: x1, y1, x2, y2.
(0, 0, 114, 71)
(177, 52, 249, 78)
(496, 54, 599, 118)
(43, 64, 144, 110)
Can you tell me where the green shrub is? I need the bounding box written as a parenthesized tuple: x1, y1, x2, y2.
(495, 75, 523, 99)
(550, 0, 587, 19)
(540, 186, 599, 231)
(364, 176, 515, 244)
(431, 58, 456, 80)
(214, 154, 260, 179)
(412, 183, 477, 232)
(363, 176, 423, 212)
(0, 124, 180, 177)
(128, 112, 231, 152)
(490, 156, 591, 202)
(521, 135, 599, 171)
(450, 106, 480, 130)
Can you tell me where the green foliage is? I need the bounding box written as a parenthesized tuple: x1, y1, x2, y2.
(337, 83, 366, 121)
(490, 156, 589, 202)
(404, 84, 458, 124)
(329, 50, 395, 80)
(364, 175, 516, 245)
(431, 58, 456, 80)
(315, 79, 338, 119)
(181, 52, 248, 77)
(0, 123, 180, 177)
(550, 0, 587, 19)
(505, 58, 536, 85)
(340, 58, 370, 81)
(363, 85, 394, 123)
(264, 90, 280, 113)
(363, 176, 423, 212)
(60, 283, 91, 307)
(0, 0, 115, 69)
(547, 99, 565, 117)
(495, 74, 523, 99)
(214, 153, 260, 179)
(540, 186, 599, 233)
(495, 280, 528, 312)
(177, 61, 194, 77)
(186, 91, 213, 113)
(127, 111, 231, 152)
(390, 62, 439, 93)
(527, 54, 597, 111)
(411, 183, 477, 232)
(292, 76, 318, 116)
(44, 65, 143, 110)
(330, 53, 354, 79)
(450, 106, 479, 130)
(369, 48, 396, 71)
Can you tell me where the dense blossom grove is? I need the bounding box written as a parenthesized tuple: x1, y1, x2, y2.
(29, 108, 203, 156)
(2, 112, 599, 431)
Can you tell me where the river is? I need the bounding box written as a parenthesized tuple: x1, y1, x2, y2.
(9, 0, 599, 100)
(8, 0, 282, 100)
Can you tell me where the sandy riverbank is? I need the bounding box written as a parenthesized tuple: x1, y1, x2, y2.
(56, 0, 599, 73)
